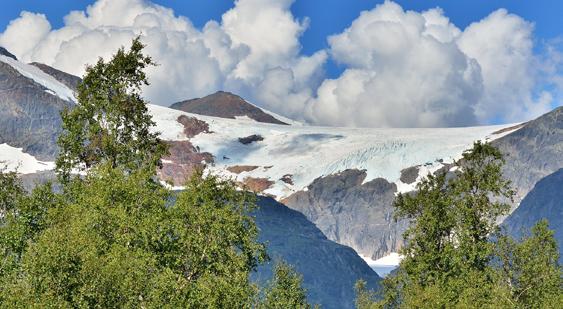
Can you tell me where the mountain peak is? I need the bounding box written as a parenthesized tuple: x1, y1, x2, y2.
(170, 91, 289, 125)
(0, 47, 17, 60)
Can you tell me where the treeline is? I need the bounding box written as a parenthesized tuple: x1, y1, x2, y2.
(0, 38, 312, 308)
(356, 142, 562, 308)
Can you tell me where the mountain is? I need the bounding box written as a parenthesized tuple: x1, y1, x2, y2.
(30, 62, 82, 91)
(253, 196, 380, 309)
(281, 169, 408, 261)
(3, 53, 560, 284)
(0, 47, 17, 60)
(0, 55, 381, 308)
(493, 106, 563, 204)
(502, 169, 563, 263)
(147, 103, 522, 262)
(170, 91, 289, 125)
(0, 54, 74, 162)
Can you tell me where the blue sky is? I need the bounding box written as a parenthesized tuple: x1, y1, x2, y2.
(2, 0, 561, 78)
(0, 0, 561, 127)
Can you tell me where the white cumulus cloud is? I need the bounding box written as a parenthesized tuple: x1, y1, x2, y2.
(0, 0, 559, 127)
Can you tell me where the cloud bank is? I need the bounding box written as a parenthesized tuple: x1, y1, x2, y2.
(0, 0, 560, 127)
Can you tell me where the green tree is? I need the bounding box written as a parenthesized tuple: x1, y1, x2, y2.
(357, 142, 562, 308)
(497, 220, 562, 308)
(385, 142, 513, 307)
(0, 166, 269, 308)
(0, 38, 314, 308)
(56, 36, 166, 182)
(260, 261, 311, 309)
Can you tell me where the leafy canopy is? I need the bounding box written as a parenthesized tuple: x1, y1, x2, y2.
(0, 38, 311, 308)
(56, 37, 167, 182)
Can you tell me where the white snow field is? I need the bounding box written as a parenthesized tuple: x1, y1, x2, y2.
(360, 253, 403, 277)
(0, 143, 55, 174)
(0, 55, 76, 102)
(149, 104, 519, 200)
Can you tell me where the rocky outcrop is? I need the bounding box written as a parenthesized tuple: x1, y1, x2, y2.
(226, 165, 259, 174)
(170, 91, 288, 125)
(177, 114, 210, 138)
(493, 106, 563, 203)
(252, 196, 381, 309)
(157, 140, 213, 186)
(30, 62, 82, 91)
(242, 177, 274, 193)
(238, 134, 263, 145)
(400, 166, 419, 184)
(0, 47, 17, 60)
(282, 169, 407, 260)
(502, 169, 563, 263)
(0, 60, 73, 160)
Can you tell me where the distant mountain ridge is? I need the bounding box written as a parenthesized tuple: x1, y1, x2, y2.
(170, 91, 289, 125)
(493, 106, 563, 204)
(503, 169, 563, 263)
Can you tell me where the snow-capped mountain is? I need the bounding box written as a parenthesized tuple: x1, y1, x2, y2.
(0, 51, 380, 309)
(1, 49, 561, 291)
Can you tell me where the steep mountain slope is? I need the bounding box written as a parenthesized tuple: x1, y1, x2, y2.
(493, 107, 563, 204)
(0, 54, 74, 161)
(30, 62, 82, 91)
(502, 169, 563, 263)
(252, 196, 380, 309)
(282, 169, 407, 261)
(170, 91, 289, 125)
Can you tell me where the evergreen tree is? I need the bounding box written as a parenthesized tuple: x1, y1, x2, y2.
(56, 36, 167, 182)
(260, 261, 311, 309)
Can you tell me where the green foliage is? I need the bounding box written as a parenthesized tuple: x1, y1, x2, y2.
(357, 142, 562, 308)
(0, 166, 270, 307)
(0, 38, 313, 308)
(355, 280, 379, 309)
(56, 37, 167, 182)
(260, 261, 311, 309)
(496, 220, 563, 308)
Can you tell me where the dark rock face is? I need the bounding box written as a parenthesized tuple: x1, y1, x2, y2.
(238, 134, 263, 145)
(253, 196, 381, 309)
(282, 169, 406, 260)
(400, 166, 419, 184)
(493, 107, 563, 203)
(0, 47, 17, 60)
(0, 61, 73, 161)
(30, 62, 82, 91)
(503, 169, 563, 263)
(170, 91, 288, 125)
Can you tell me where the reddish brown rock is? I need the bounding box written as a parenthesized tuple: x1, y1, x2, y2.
(242, 177, 274, 193)
(226, 165, 259, 174)
(177, 115, 210, 138)
(157, 140, 213, 186)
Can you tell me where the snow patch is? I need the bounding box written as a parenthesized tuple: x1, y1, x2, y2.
(0, 55, 75, 102)
(0, 143, 55, 174)
(360, 252, 403, 277)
